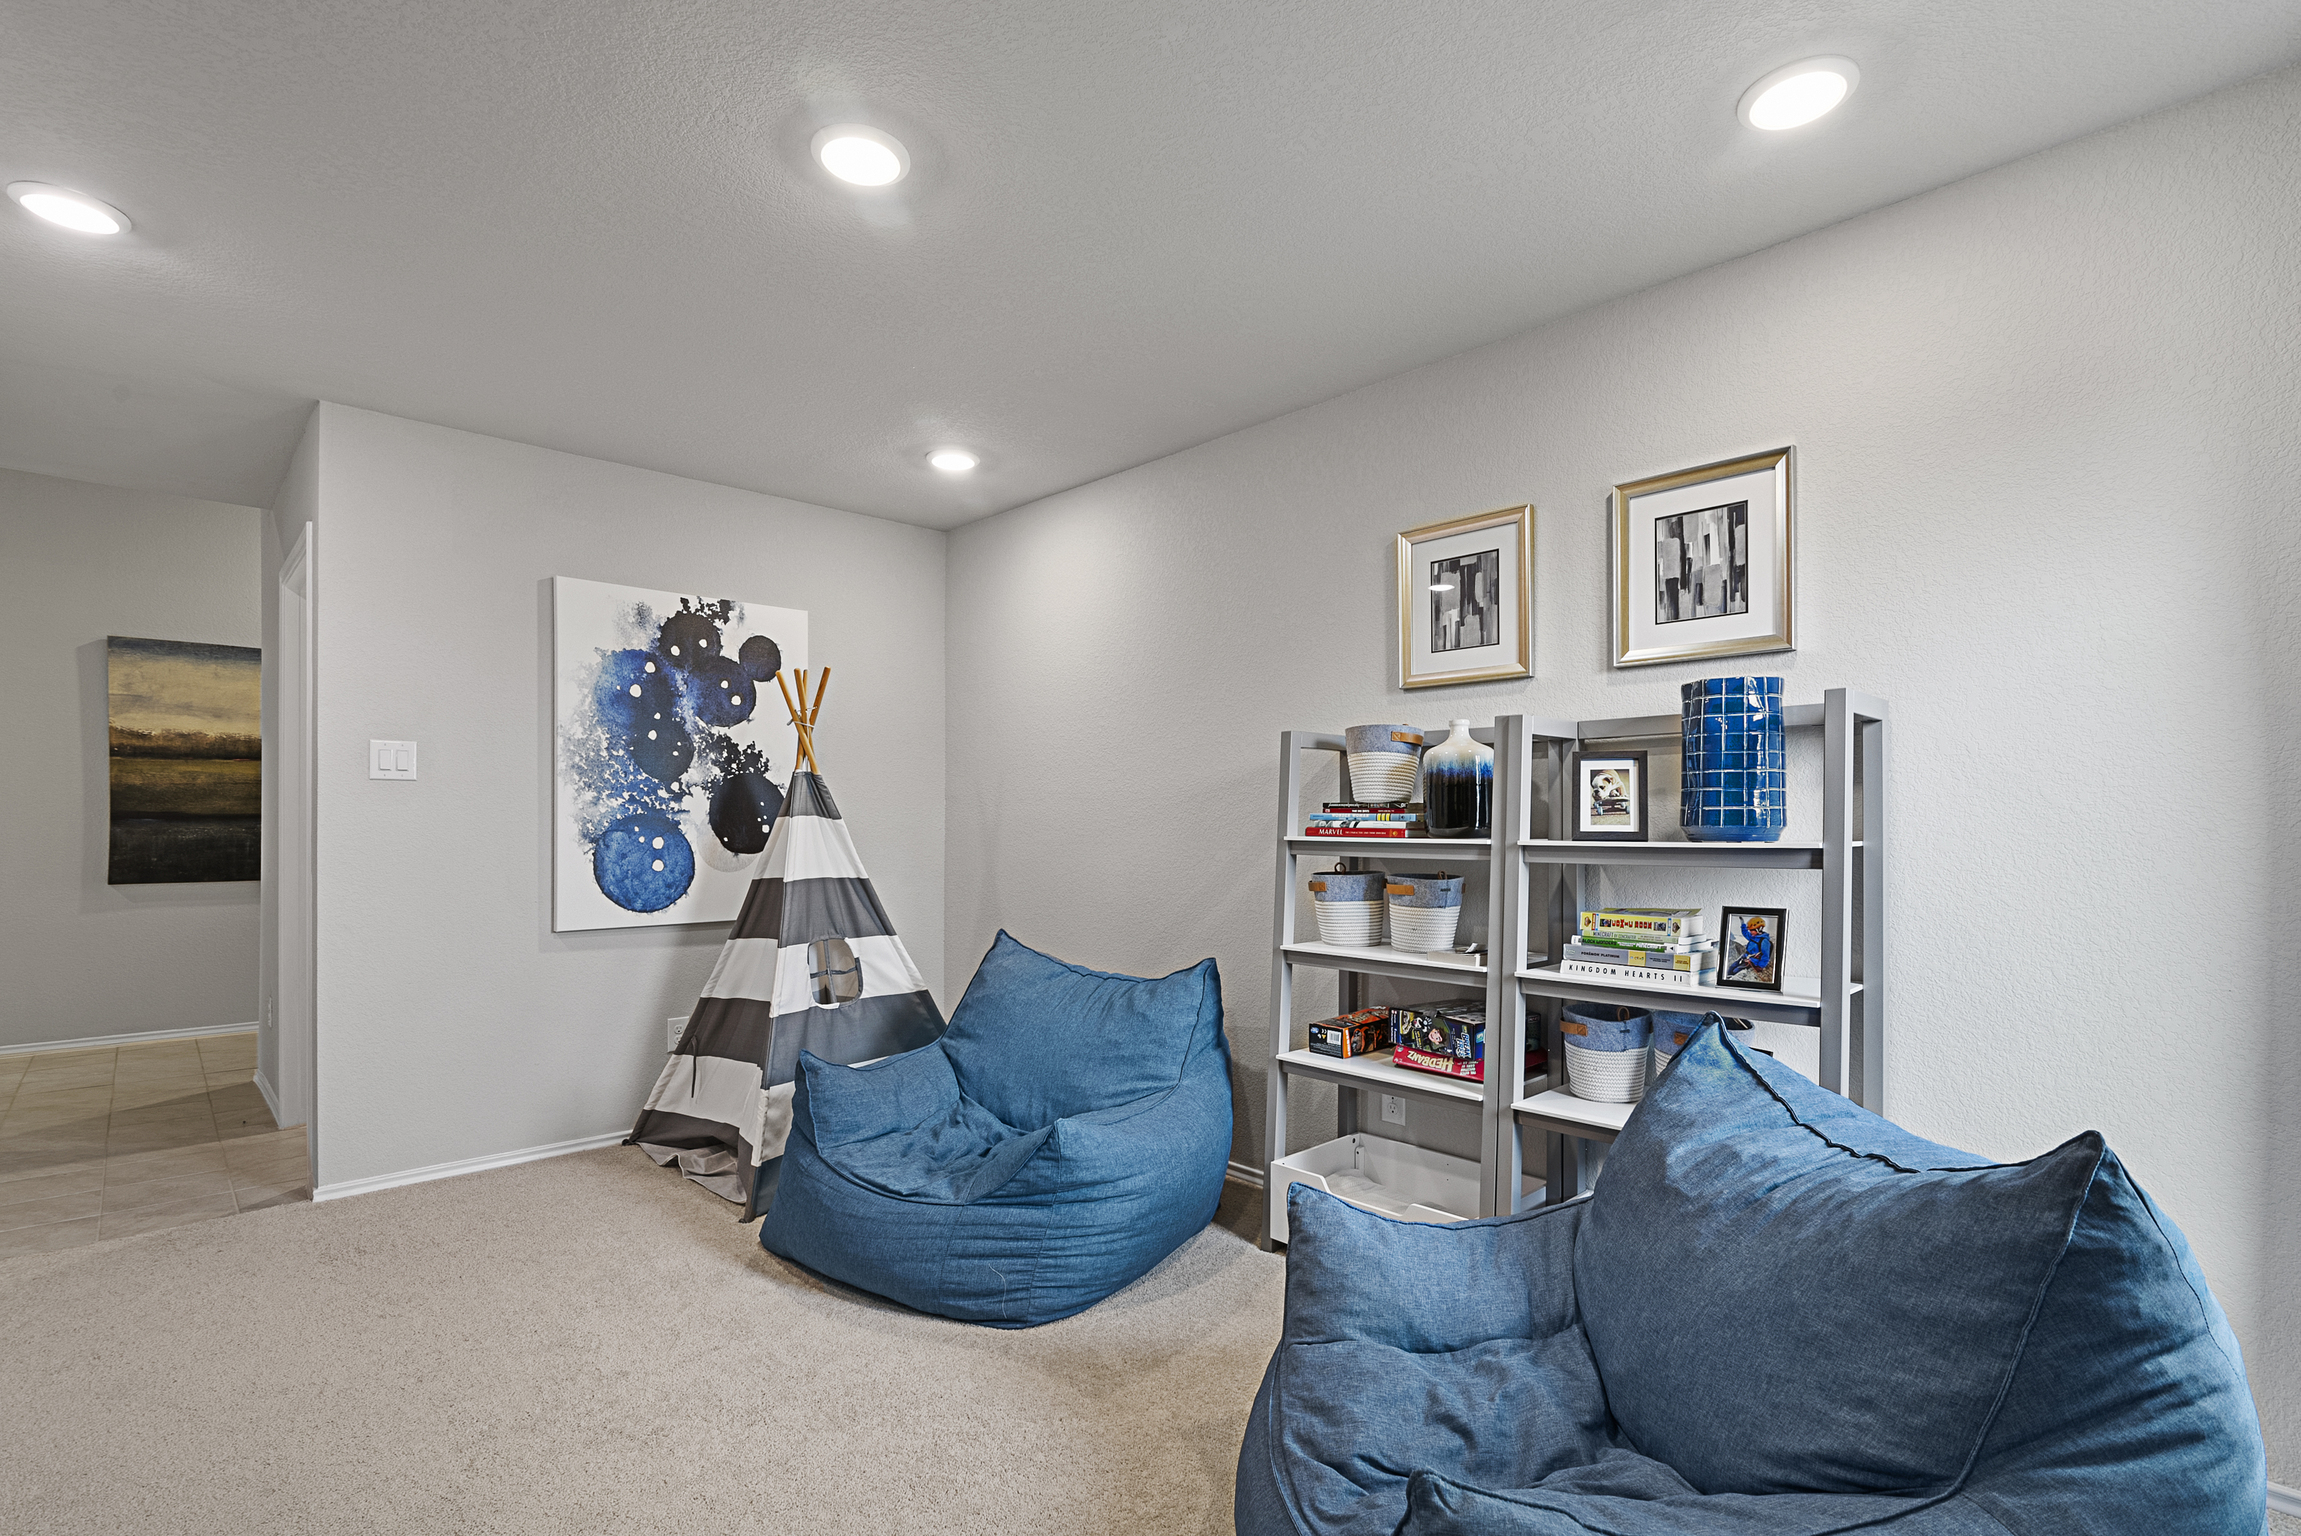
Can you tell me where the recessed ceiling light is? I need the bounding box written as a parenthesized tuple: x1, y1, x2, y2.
(927, 448, 978, 474)
(1738, 57, 1859, 131)
(7, 181, 129, 234)
(812, 125, 909, 187)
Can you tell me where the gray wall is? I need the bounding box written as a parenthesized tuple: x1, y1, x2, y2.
(288, 405, 947, 1190)
(947, 66, 2301, 1471)
(0, 467, 263, 1050)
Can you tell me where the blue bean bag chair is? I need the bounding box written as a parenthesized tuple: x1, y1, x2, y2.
(758, 931, 1232, 1327)
(1238, 1023, 2267, 1535)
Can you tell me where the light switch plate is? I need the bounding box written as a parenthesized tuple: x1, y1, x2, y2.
(1381, 1094, 1407, 1125)
(369, 740, 417, 780)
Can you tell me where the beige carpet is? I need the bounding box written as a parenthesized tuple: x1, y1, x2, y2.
(0, 1144, 1283, 1535)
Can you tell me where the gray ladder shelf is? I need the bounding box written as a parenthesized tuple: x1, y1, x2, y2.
(1262, 690, 1887, 1248)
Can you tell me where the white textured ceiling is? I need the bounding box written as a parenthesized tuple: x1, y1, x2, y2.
(2, 1, 2296, 525)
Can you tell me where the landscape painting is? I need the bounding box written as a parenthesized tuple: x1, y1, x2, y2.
(552, 577, 808, 932)
(107, 637, 262, 884)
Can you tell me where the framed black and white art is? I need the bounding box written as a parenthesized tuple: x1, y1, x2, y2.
(1396, 505, 1532, 689)
(1569, 750, 1648, 841)
(1612, 448, 1792, 668)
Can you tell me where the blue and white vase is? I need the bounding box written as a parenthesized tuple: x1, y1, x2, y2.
(1680, 676, 1786, 843)
(1421, 720, 1492, 839)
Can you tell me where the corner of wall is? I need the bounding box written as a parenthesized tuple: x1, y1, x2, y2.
(258, 408, 323, 1100)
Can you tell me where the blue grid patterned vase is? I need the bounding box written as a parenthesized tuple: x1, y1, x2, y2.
(1680, 676, 1786, 843)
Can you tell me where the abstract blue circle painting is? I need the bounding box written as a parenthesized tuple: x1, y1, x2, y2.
(551, 577, 808, 931)
(592, 811, 696, 912)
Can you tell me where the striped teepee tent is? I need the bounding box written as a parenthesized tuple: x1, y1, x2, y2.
(629, 671, 942, 1217)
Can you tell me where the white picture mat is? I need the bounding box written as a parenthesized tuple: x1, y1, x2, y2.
(551, 576, 808, 933)
(1622, 464, 1783, 656)
(1576, 759, 1640, 833)
(1405, 520, 1524, 682)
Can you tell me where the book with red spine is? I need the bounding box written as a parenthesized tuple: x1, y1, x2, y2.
(1390, 1043, 1549, 1084)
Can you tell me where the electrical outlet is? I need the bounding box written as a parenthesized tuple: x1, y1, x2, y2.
(1381, 1094, 1407, 1125)
(666, 1015, 689, 1051)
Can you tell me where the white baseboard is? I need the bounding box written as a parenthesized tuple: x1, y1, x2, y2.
(0, 1020, 256, 1058)
(2269, 1480, 2300, 1518)
(251, 1068, 283, 1126)
(1227, 1158, 1265, 1189)
(312, 1130, 630, 1203)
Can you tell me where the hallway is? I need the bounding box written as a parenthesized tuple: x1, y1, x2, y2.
(0, 1030, 308, 1257)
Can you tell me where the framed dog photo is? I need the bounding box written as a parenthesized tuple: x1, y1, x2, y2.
(1569, 750, 1647, 841)
(1397, 505, 1533, 689)
(1613, 448, 1792, 668)
(1718, 906, 1787, 992)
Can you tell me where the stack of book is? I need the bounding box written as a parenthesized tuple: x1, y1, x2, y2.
(1302, 802, 1423, 838)
(1560, 908, 1718, 990)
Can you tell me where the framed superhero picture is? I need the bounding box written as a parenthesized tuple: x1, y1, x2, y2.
(1718, 906, 1787, 992)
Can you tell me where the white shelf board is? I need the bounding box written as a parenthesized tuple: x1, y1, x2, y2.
(1513, 1087, 1638, 1141)
(1285, 836, 1492, 859)
(1516, 965, 1851, 1026)
(1276, 1048, 1484, 1105)
(1519, 839, 1836, 870)
(1282, 941, 1487, 984)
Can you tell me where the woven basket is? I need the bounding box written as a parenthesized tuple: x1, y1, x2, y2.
(1559, 1001, 1651, 1052)
(1564, 1041, 1649, 1104)
(1386, 905, 1461, 952)
(1312, 899, 1385, 947)
(1345, 752, 1420, 804)
(1384, 872, 1464, 954)
(1647, 1009, 1720, 1078)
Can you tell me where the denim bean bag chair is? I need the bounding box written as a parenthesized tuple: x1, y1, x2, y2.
(759, 931, 1232, 1327)
(1237, 1024, 2267, 1535)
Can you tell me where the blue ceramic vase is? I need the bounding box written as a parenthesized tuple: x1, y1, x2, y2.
(1680, 676, 1786, 842)
(1421, 720, 1492, 839)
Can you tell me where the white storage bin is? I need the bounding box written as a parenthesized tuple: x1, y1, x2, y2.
(1268, 1133, 1480, 1244)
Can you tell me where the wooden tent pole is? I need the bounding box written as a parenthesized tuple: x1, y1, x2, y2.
(775, 672, 818, 775)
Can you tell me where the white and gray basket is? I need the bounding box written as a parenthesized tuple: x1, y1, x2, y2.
(1308, 869, 1387, 947)
(1343, 723, 1423, 805)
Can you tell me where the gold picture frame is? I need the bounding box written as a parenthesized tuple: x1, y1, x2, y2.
(1613, 448, 1793, 668)
(1396, 505, 1533, 689)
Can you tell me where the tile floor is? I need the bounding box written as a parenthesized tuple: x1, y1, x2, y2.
(0, 1030, 309, 1259)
